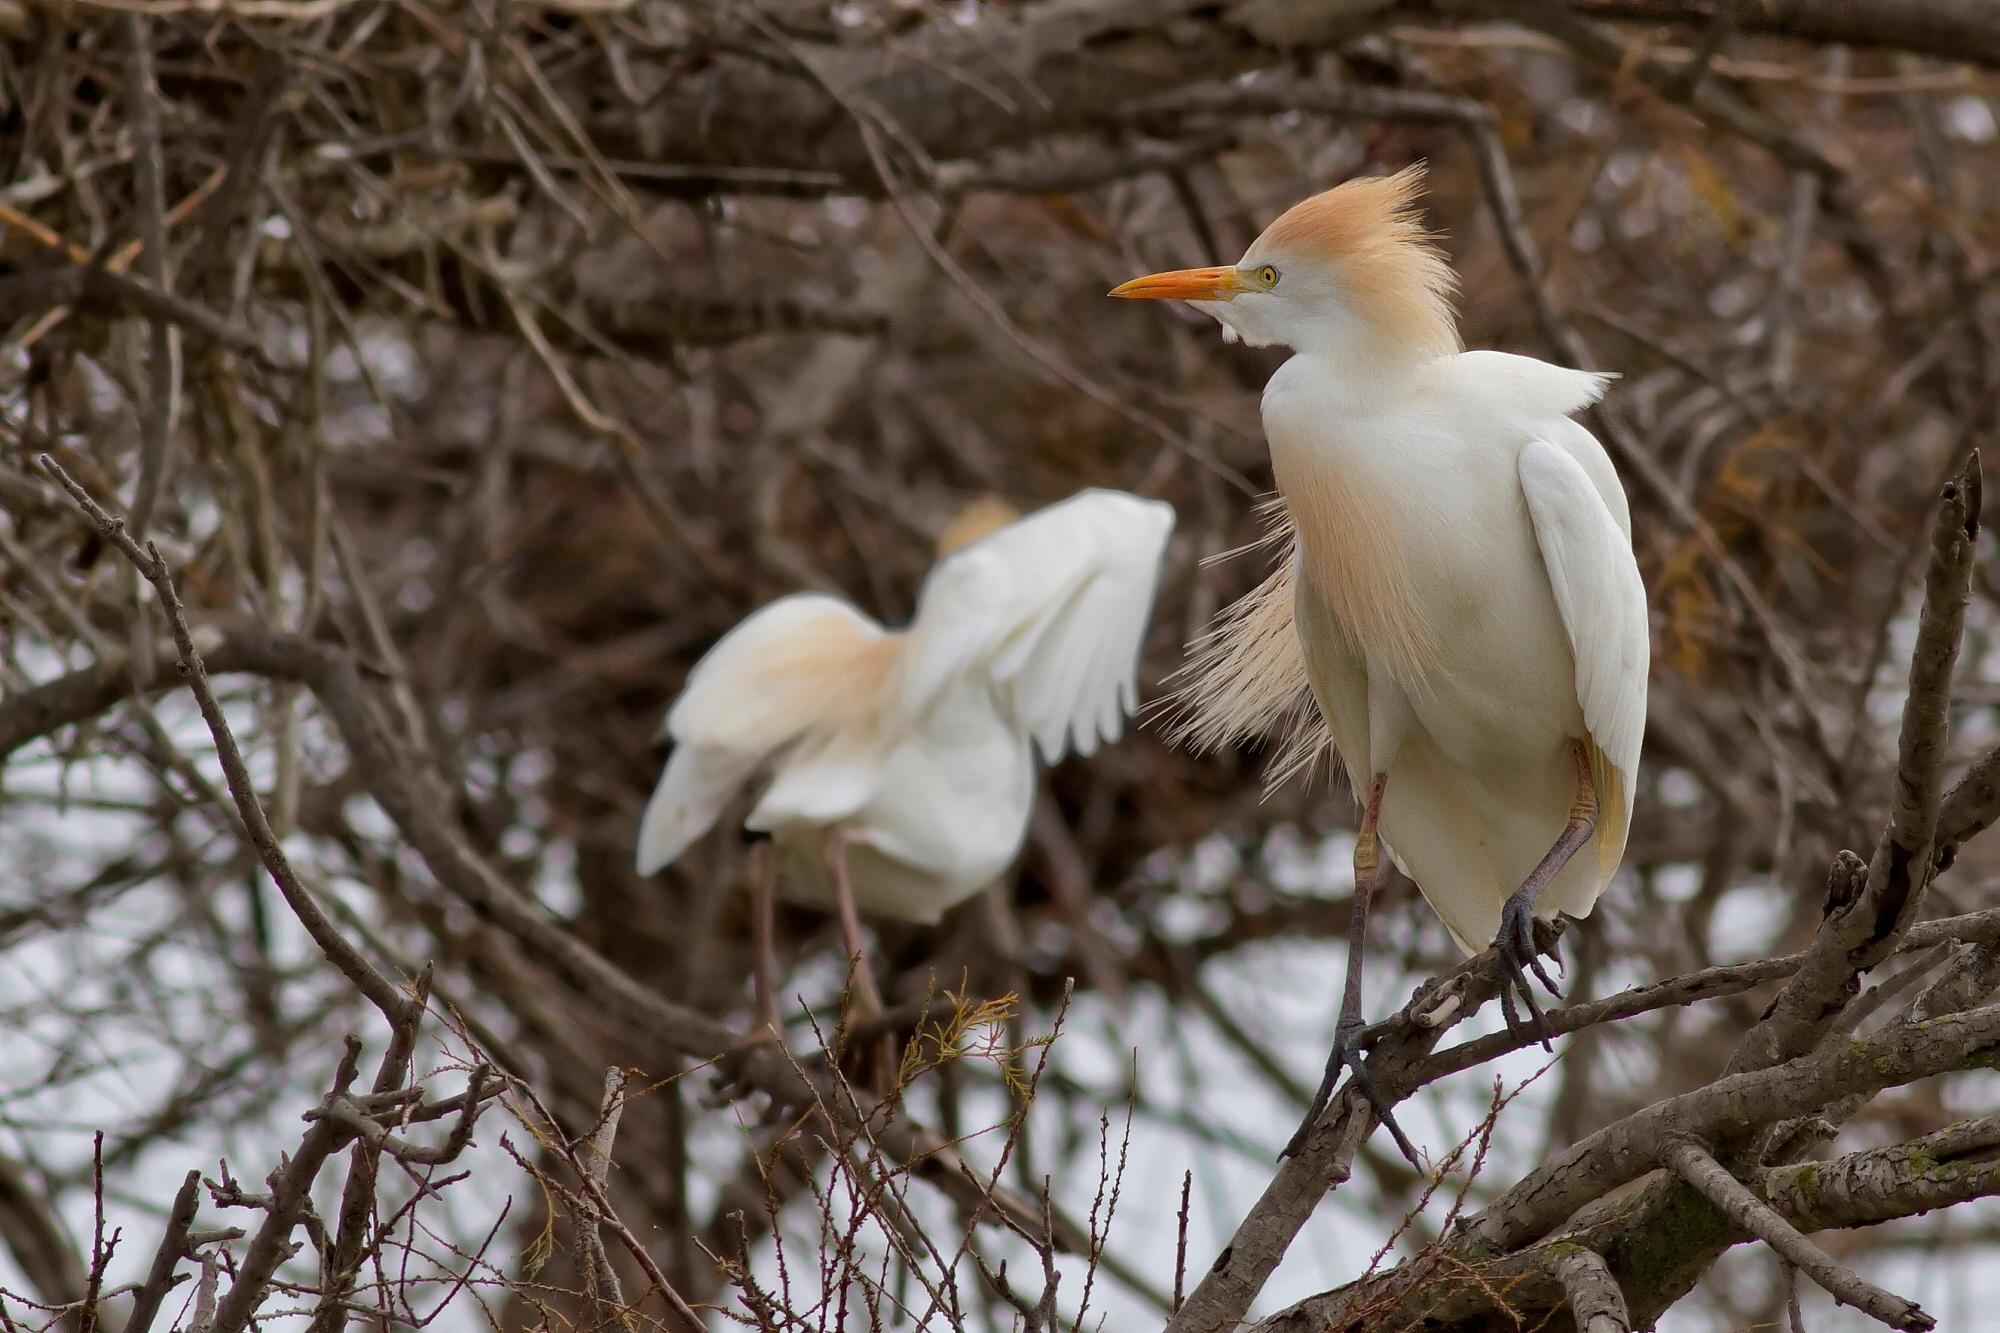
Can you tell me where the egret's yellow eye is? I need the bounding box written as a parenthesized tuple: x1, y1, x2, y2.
(1257, 265, 1279, 287)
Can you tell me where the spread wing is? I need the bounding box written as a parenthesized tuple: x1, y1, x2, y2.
(635, 593, 890, 874)
(898, 489, 1176, 761)
(1518, 438, 1649, 830)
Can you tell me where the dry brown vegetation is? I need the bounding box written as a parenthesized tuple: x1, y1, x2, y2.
(5, 1, 2000, 1331)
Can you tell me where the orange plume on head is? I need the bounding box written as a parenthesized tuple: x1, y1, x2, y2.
(1256, 164, 1459, 361)
(935, 495, 1022, 556)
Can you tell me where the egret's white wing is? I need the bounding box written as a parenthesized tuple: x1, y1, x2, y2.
(1518, 439, 1649, 819)
(635, 743, 764, 877)
(636, 593, 890, 874)
(899, 489, 1176, 761)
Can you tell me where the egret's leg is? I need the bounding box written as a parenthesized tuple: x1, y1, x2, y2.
(1285, 775, 1421, 1169)
(825, 829, 884, 1021)
(824, 828, 900, 1093)
(1495, 741, 1598, 1050)
(749, 839, 781, 1042)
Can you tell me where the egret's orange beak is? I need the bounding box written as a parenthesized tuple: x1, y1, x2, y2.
(1108, 266, 1242, 301)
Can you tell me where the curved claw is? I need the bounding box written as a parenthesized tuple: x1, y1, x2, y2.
(1496, 900, 1557, 1051)
(1527, 946, 1562, 997)
(1283, 1021, 1422, 1169)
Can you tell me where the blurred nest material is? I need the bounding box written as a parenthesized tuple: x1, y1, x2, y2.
(4, 0, 2000, 1329)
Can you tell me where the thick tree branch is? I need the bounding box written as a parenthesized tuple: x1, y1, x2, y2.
(0, 1155, 87, 1314)
(1262, 1105, 2000, 1333)
(582, 0, 1286, 184)
(1547, 1245, 1630, 1333)
(1460, 997, 2000, 1256)
(1164, 956, 1512, 1333)
(1935, 737, 2000, 869)
(1768, 1114, 2000, 1231)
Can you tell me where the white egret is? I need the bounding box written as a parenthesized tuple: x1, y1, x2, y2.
(635, 489, 1176, 1038)
(1112, 165, 1648, 1161)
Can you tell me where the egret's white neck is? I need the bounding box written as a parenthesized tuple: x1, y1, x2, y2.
(1275, 329, 1440, 413)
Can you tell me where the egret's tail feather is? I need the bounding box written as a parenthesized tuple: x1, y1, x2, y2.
(1585, 735, 1627, 909)
(1158, 503, 1334, 791)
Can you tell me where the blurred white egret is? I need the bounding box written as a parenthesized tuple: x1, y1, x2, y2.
(636, 489, 1176, 1033)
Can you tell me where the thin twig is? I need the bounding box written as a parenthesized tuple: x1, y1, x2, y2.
(35, 455, 420, 1029)
(120, 12, 178, 544)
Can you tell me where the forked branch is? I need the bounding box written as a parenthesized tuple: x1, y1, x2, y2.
(1659, 1137, 1932, 1331)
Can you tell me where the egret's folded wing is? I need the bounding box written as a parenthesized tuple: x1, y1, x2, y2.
(636, 593, 890, 874)
(901, 489, 1176, 762)
(1518, 439, 1650, 820)
(635, 742, 763, 876)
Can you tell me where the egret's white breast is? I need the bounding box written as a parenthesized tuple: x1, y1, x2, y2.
(1262, 353, 1584, 773)
(1263, 350, 1623, 948)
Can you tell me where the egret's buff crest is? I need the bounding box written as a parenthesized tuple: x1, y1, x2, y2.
(935, 496, 1023, 556)
(1259, 164, 1459, 363)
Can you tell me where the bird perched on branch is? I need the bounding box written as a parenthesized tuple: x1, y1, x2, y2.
(635, 489, 1176, 1039)
(1113, 165, 1648, 1164)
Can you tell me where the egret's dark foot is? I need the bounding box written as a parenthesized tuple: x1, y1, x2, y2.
(1495, 896, 1559, 1051)
(1282, 1017, 1421, 1169)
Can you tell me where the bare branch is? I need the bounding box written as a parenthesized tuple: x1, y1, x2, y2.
(1729, 456, 1981, 1076)
(205, 1040, 362, 1333)
(0, 266, 264, 356)
(937, 131, 1236, 195)
(574, 1069, 637, 1333)
(1570, 0, 2000, 66)
(119, 12, 176, 543)
(1768, 1115, 2000, 1231)
(123, 1171, 199, 1333)
(1660, 1137, 1932, 1331)
(1461, 992, 2000, 1256)
(1547, 1246, 1630, 1333)
(1506, 0, 1846, 185)
(316, 1067, 490, 1166)
(587, 295, 890, 349)
(34, 456, 421, 1031)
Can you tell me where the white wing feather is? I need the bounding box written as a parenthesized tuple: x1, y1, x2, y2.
(635, 594, 886, 875)
(899, 489, 1175, 761)
(1518, 440, 1649, 812)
